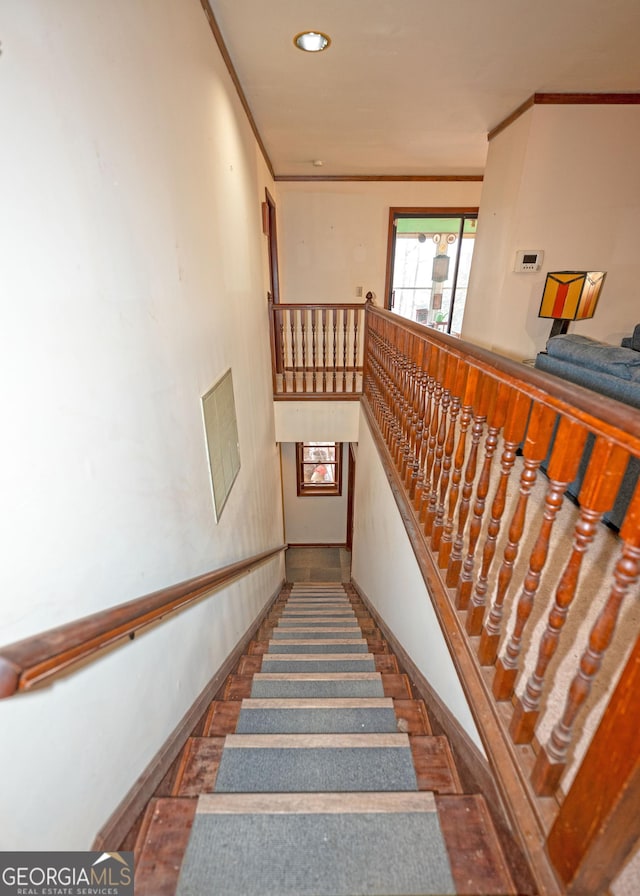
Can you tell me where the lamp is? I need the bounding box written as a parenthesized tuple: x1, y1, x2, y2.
(538, 271, 606, 339)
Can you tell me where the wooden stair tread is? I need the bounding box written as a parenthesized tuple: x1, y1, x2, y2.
(133, 797, 196, 896)
(436, 794, 518, 895)
(394, 699, 433, 735)
(203, 700, 241, 736)
(410, 735, 463, 794)
(222, 732, 410, 748)
(196, 790, 438, 814)
(172, 737, 224, 796)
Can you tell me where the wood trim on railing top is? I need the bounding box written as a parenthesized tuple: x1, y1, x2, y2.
(269, 302, 369, 311)
(0, 544, 286, 699)
(366, 306, 640, 449)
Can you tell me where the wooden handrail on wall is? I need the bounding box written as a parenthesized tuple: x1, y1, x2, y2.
(0, 544, 286, 699)
(363, 305, 640, 895)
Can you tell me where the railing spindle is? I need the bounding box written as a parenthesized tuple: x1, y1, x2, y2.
(493, 417, 588, 700)
(481, 403, 557, 667)
(425, 353, 453, 537)
(448, 374, 492, 595)
(475, 390, 532, 662)
(510, 437, 630, 743)
(438, 365, 477, 571)
(532, 479, 640, 796)
(457, 379, 505, 610)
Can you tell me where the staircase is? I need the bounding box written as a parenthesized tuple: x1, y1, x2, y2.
(133, 582, 518, 895)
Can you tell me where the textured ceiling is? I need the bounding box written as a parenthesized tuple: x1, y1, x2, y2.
(206, 0, 640, 177)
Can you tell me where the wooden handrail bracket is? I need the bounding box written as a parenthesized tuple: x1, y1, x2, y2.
(0, 545, 286, 699)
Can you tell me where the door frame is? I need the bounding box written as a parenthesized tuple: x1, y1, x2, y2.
(384, 207, 478, 327)
(265, 188, 280, 304)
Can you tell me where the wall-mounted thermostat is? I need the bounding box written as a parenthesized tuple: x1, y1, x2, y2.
(514, 249, 544, 272)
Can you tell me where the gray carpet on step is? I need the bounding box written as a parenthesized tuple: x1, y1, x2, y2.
(250, 677, 384, 698)
(267, 641, 369, 653)
(213, 746, 418, 793)
(277, 618, 358, 626)
(272, 629, 361, 639)
(236, 706, 399, 734)
(176, 810, 455, 895)
(260, 658, 376, 673)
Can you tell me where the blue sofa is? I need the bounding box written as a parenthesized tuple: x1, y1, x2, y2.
(534, 329, 640, 529)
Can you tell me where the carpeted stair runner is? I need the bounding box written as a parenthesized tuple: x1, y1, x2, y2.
(235, 697, 400, 734)
(174, 583, 457, 895)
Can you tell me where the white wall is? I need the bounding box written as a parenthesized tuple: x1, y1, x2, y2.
(276, 180, 483, 305)
(0, 0, 283, 848)
(281, 442, 348, 544)
(274, 401, 360, 442)
(463, 104, 640, 360)
(351, 410, 483, 752)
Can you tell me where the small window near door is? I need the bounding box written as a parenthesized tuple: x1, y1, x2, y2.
(296, 442, 342, 496)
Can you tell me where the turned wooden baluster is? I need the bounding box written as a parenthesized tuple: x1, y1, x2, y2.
(368, 331, 387, 440)
(414, 346, 437, 517)
(456, 379, 506, 611)
(289, 309, 297, 392)
(352, 308, 359, 392)
(332, 308, 338, 391)
(493, 417, 588, 700)
(398, 330, 415, 484)
(342, 308, 348, 392)
(395, 333, 412, 472)
(432, 356, 464, 552)
(480, 403, 557, 667)
(311, 308, 317, 392)
(300, 309, 307, 392)
(278, 307, 287, 393)
(419, 349, 445, 532)
(411, 344, 432, 512)
(447, 373, 494, 592)
(406, 338, 425, 498)
(473, 390, 532, 655)
(510, 437, 629, 744)
(321, 308, 327, 391)
(424, 351, 454, 538)
(404, 334, 421, 493)
(382, 326, 400, 463)
(438, 364, 476, 571)
(381, 328, 398, 460)
(532, 477, 640, 798)
(546, 537, 640, 895)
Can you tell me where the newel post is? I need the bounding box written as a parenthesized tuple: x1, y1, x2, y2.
(362, 294, 374, 395)
(267, 292, 280, 393)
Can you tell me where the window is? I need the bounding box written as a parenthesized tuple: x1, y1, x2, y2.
(296, 442, 342, 496)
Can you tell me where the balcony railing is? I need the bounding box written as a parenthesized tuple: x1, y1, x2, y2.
(268, 297, 368, 398)
(363, 305, 640, 895)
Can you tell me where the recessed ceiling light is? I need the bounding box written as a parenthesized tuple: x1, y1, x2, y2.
(294, 31, 331, 53)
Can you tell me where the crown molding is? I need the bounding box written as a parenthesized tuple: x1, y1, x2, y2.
(488, 92, 640, 142)
(199, 0, 275, 178)
(274, 175, 484, 183)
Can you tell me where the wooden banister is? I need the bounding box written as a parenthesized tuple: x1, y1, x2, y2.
(268, 299, 367, 398)
(0, 544, 286, 698)
(363, 305, 640, 894)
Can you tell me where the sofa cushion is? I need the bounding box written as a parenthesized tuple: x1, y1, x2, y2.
(546, 334, 640, 381)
